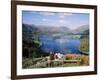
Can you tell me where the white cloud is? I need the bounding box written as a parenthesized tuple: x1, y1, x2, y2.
(28, 11, 37, 14)
(59, 15, 65, 18)
(62, 13, 73, 16)
(59, 13, 73, 18)
(42, 18, 47, 21)
(39, 12, 55, 16)
(59, 20, 65, 23)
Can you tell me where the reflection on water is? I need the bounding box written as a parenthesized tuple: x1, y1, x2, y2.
(39, 35, 80, 54)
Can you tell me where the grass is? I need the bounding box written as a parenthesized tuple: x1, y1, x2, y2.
(22, 54, 89, 69)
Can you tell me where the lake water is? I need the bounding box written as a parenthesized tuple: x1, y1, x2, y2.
(39, 35, 80, 54)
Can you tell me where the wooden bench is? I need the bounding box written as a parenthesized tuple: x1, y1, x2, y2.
(63, 60, 81, 63)
(47, 59, 81, 63)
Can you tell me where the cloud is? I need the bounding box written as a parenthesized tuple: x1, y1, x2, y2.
(59, 20, 65, 23)
(42, 18, 47, 21)
(62, 13, 73, 16)
(26, 11, 37, 14)
(59, 13, 73, 18)
(58, 19, 69, 26)
(39, 12, 55, 16)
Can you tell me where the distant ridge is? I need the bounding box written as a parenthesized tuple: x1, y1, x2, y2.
(72, 24, 89, 35)
(23, 23, 89, 35)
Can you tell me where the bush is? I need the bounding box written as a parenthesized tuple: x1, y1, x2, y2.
(22, 58, 33, 68)
(80, 55, 89, 65)
(80, 37, 89, 52)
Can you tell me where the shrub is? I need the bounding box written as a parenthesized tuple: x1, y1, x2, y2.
(80, 55, 89, 65)
(22, 58, 33, 68)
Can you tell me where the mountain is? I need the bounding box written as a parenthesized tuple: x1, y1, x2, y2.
(36, 25, 72, 35)
(73, 24, 89, 35)
(22, 24, 89, 36)
(23, 24, 73, 35)
(22, 24, 41, 42)
(22, 24, 40, 33)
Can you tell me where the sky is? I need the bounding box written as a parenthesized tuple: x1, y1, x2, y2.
(22, 11, 89, 30)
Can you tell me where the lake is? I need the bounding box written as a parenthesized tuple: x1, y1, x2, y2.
(39, 35, 80, 54)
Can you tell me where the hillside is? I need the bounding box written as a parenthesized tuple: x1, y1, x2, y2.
(23, 24, 73, 36)
(23, 24, 89, 35)
(73, 24, 89, 35)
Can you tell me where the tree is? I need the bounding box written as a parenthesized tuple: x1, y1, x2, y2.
(80, 37, 89, 54)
